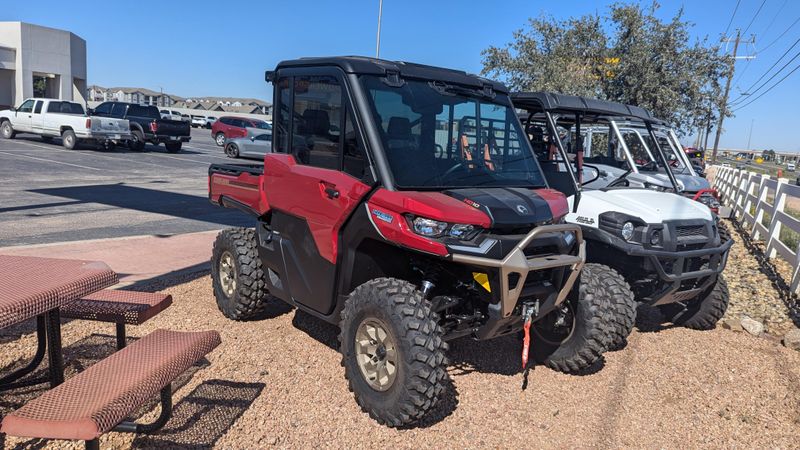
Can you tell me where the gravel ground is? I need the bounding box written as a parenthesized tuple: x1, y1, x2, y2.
(3, 271, 800, 449)
(722, 219, 799, 336)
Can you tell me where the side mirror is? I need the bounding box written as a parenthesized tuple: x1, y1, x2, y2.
(581, 165, 601, 186)
(86, 108, 94, 115)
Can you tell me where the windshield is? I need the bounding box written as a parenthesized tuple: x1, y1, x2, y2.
(361, 76, 545, 189)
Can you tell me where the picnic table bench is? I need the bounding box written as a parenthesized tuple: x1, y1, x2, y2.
(0, 255, 221, 449)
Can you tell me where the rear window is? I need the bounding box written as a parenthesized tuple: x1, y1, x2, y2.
(47, 101, 85, 115)
(128, 105, 160, 119)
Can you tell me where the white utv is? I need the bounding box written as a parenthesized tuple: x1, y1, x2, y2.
(512, 92, 733, 346)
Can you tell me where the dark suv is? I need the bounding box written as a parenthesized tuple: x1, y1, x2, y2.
(211, 116, 271, 146)
(207, 57, 622, 427)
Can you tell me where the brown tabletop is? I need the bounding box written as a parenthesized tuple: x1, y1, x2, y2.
(0, 255, 119, 329)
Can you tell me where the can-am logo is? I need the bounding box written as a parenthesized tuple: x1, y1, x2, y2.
(516, 204, 529, 215)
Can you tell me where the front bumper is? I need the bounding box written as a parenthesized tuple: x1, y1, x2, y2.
(592, 220, 733, 305)
(450, 223, 585, 321)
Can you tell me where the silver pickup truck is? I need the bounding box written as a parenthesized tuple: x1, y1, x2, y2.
(0, 98, 131, 150)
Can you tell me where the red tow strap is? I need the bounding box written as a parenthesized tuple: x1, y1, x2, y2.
(521, 312, 532, 370)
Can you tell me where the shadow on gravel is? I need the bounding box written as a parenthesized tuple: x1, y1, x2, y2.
(132, 379, 265, 449)
(447, 334, 605, 378)
(632, 304, 676, 334)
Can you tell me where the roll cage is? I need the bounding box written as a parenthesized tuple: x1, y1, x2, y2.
(512, 92, 683, 194)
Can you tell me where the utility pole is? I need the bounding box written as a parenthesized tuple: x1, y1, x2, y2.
(711, 30, 755, 163)
(746, 119, 754, 150)
(375, 0, 384, 58)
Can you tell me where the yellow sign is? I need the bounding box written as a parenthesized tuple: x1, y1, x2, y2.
(755, 157, 763, 164)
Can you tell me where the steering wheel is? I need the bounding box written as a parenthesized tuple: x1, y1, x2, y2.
(607, 169, 633, 188)
(441, 162, 464, 180)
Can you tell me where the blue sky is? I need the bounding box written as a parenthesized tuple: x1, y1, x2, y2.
(5, 0, 800, 151)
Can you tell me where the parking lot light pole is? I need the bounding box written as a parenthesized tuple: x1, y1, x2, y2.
(376, 0, 383, 58)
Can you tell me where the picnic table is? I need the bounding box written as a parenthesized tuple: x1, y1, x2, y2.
(0, 255, 118, 390)
(0, 254, 221, 449)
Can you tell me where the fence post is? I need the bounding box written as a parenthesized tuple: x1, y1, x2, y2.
(765, 179, 786, 257)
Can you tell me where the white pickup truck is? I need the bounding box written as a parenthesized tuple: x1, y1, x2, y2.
(0, 98, 131, 150)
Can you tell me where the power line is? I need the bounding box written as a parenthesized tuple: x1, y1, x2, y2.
(742, 0, 768, 35)
(732, 61, 800, 111)
(724, 0, 742, 36)
(759, 16, 800, 53)
(758, 0, 789, 39)
(730, 37, 800, 104)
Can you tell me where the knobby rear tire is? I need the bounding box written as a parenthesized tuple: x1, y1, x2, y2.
(211, 228, 271, 320)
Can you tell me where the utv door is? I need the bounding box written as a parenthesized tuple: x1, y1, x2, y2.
(263, 72, 372, 315)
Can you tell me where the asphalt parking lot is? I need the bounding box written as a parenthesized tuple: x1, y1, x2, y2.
(0, 128, 254, 247)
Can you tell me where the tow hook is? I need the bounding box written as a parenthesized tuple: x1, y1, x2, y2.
(521, 301, 539, 371)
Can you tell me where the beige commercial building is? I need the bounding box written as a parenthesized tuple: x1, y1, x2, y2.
(0, 21, 87, 110)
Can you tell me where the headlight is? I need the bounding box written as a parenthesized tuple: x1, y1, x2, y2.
(449, 224, 475, 239)
(410, 216, 479, 240)
(412, 217, 448, 237)
(644, 182, 667, 192)
(697, 194, 720, 209)
(649, 229, 662, 246)
(621, 222, 634, 241)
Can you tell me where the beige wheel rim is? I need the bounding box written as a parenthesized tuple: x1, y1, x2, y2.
(355, 318, 398, 391)
(218, 251, 237, 297)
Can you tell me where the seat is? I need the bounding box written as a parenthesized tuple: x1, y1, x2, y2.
(1, 329, 221, 446)
(61, 290, 173, 349)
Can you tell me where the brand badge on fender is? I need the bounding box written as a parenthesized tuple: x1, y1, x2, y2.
(463, 198, 481, 209)
(372, 209, 394, 224)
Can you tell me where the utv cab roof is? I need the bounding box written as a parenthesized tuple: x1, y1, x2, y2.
(268, 56, 508, 94)
(511, 92, 663, 124)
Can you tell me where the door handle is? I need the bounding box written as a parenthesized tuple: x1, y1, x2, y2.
(324, 187, 340, 199)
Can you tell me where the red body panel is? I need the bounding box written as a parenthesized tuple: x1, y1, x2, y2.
(262, 154, 371, 263)
(208, 171, 268, 214)
(369, 190, 492, 228)
(534, 188, 569, 221)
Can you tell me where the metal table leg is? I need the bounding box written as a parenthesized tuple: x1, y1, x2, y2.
(45, 308, 64, 387)
(0, 315, 48, 391)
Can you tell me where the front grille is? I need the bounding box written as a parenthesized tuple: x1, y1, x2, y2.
(675, 225, 706, 239)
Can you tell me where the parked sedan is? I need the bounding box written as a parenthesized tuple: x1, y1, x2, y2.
(224, 129, 271, 159)
(212, 116, 271, 146)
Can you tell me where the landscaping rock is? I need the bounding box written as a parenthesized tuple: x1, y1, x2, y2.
(783, 328, 800, 351)
(740, 316, 764, 336)
(721, 318, 744, 332)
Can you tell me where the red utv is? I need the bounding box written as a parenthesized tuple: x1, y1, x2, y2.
(207, 57, 618, 426)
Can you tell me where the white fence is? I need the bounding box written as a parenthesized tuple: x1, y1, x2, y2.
(710, 165, 800, 293)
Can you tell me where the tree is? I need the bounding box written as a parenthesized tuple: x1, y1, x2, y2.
(481, 1, 730, 134)
(762, 149, 775, 161)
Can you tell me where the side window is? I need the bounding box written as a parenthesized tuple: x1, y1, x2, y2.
(255, 133, 271, 141)
(274, 78, 291, 152)
(291, 75, 342, 170)
(46, 101, 62, 113)
(94, 103, 112, 116)
(342, 109, 368, 179)
(17, 99, 34, 113)
(33, 101, 43, 114)
(220, 117, 231, 125)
